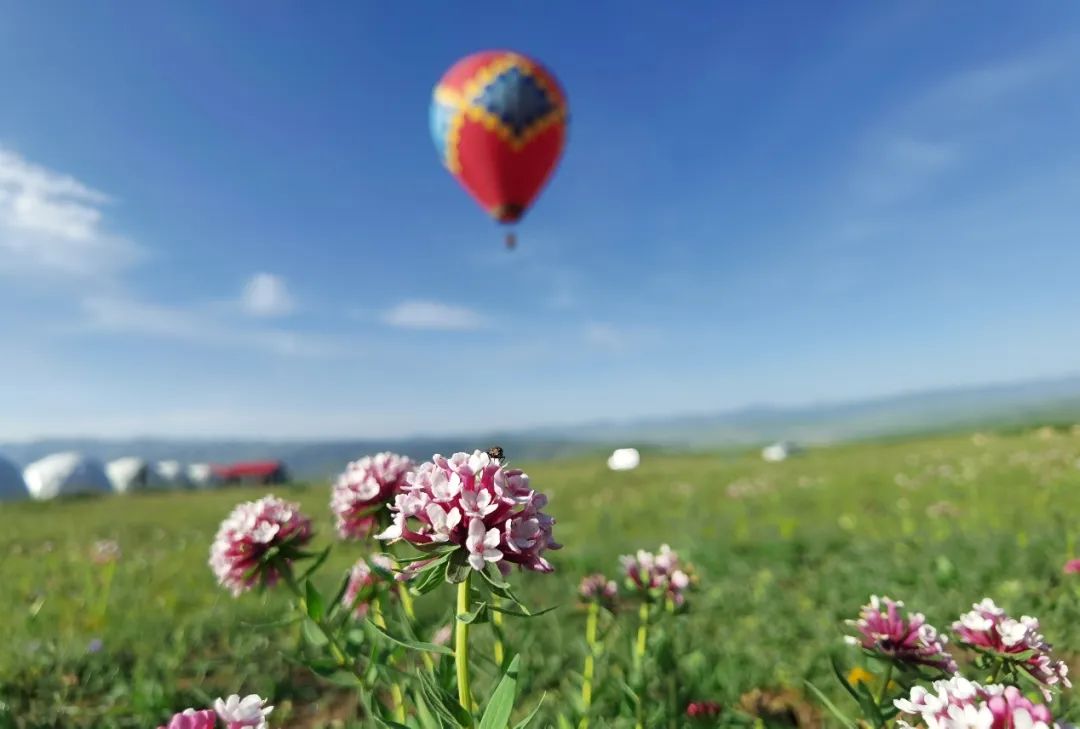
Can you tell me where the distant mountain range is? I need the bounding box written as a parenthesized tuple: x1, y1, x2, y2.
(4, 374, 1080, 478)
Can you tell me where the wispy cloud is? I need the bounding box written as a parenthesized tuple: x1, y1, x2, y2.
(81, 294, 340, 358)
(0, 147, 141, 279)
(381, 300, 487, 331)
(241, 272, 295, 317)
(582, 322, 628, 352)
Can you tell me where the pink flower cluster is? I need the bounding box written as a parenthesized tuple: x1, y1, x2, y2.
(342, 554, 395, 618)
(331, 452, 414, 540)
(620, 544, 692, 606)
(686, 701, 722, 719)
(579, 573, 618, 607)
(376, 451, 559, 573)
(895, 678, 1057, 729)
(159, 694, 272, 729)
(952, 599, 1070, 698)
(209, 496, 312, 597)
(845, 595, 957, 673)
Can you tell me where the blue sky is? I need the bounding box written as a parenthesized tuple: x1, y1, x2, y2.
(2, 3, 1079, 439)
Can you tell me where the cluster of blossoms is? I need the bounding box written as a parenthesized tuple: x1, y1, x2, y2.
(209, 496, 312, 596)
(377, 451, 560, 573)
(579, 573, 618, 608)
(685, 700, 722, 719)
(619, 544, 692, 606)
(90, 539, 121, 564)
(331, 452, 414, 540)
(342, 554, 396, 619)
(159, 694, 272, 729)
(845, 595, 958, 673)
(895, 677, 1057, 729)
(952, 599, 1070, 697)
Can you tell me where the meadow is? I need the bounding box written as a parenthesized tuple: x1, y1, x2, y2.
(4, 426, 1080, 728)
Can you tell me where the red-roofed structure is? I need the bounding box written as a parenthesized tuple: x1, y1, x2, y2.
(213, 460, 289, 485)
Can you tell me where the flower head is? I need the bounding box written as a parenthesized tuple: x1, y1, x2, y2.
(158, 709, 217, 729)
(1063, 559, 1080, 575)
(845, 595, 957, 673)
(214, 694, 273, 729)
(620, 544, 694, 606)
(686, 701, 722, 719)
(952, 599, 1070, 698)
(342, 554, 395, 618)
(209, 495, 312, 597)
(331, 452, 414, 540)
(895, 678, 1057, 729)
(91, 539, 121, 564)
(377, 451, 559, 575)
(579, 573, 618, 608)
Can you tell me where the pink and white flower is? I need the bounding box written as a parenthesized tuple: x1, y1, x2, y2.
(214, 693, 273, 729)
(845, 595, 957, 673)
(377, 450, 559, 574)
(895, 678, 1057, 729)
(952, 599, 1070, 698)
(331, 452, 414, 540)
(209, 496, 312, 597)
(342, 554, 396, 618)
(620, 544, 694, 606)
(579, 573, 618, 607)
(158, 709, 217, 729)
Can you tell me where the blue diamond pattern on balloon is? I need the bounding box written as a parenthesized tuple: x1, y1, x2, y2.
(474, 66, 554, 138)
(429, 99, 456, 164)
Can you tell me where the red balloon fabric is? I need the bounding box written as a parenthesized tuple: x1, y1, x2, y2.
(430, 50, 568, 224)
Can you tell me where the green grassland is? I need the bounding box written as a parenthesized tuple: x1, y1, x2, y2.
(4, 427, 1080, 728)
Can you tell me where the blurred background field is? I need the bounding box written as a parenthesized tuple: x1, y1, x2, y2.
(5, 425, 1080, 728)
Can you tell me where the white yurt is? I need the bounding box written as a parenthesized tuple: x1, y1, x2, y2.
(761, 441, 801, 463)
(106, 457, 158, 494)
(153, 460, 191, 489)
(186, 463, 220, 488)
(607, 447, 641, 471)
(23, 452, 112, 501)
(0, 454, 28, 501)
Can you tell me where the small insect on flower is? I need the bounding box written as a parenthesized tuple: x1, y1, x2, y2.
(845, 595, 957, 673)
(209, 495, 312, 597)
(214, 693, 274, 729)
(486, 445, 505, 463)
(157, 709, 217, 729)
(331, 452, 415, 540)
(952, 598, 1070, 699)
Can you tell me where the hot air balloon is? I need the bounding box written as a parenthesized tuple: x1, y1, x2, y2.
(430, 50, 568, 249)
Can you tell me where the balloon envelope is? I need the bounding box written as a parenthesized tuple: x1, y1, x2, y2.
(431, 50, 568, 225)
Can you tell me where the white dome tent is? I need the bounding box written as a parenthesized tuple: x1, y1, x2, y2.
(153, 460, 191, 489)
(23, 452, 112, 501)
(0, 454, 28, 501)
(607, 447, 641, 471)
(106, 457, 164, 493)
(186, 463, 221, 489)
(762, 441, 802, 463)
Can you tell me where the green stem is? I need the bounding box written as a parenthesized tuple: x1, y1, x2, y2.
(634, 602, 650, 729)
(282, 568, 349, 667)
(455, 575, 473, 713)
(990, 660, 1004, 683)
(397, 581, 435, 673)
(579, 602, 600, 729)
(372, 600, 407, 723)
(877, 662, 894, 709)
(492, 595, 506, 667)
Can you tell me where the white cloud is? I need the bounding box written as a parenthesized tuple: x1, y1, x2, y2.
(381, 300, 487, 331)
(583, 322, 627, 351)
(0, 147, 140, 278)
(241, 272, 295, 317)
(81, 294, 340, 358)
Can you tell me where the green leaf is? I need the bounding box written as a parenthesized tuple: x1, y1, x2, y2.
(555, 715, 574, 729)
(854, 680, 884, 726)
(804, 681, 855, 728)
(511, 691, 546, 729)
(830, 654, 860, 702)
(445, 551, 471, 584)
(328, 570, 352, 615)
(366, 618, 454, 655)
(458, 602, 490, 625)
(479, 654, 520, 729)
(417, 670, 473, 728)
(488, 604, 559, 620)
(301, 618, 329, 648)
(305, 580, 326, 622)
(322, 669, 365, 688)
(297, 545, 333, 582)
(412, 554, 453, 595)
